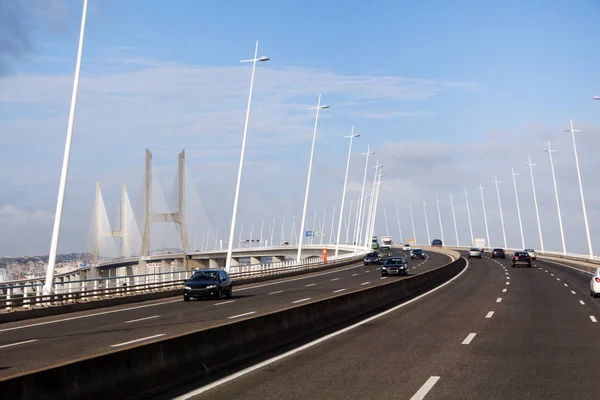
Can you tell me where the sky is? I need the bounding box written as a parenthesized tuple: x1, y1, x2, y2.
(1, 0, 600, 257)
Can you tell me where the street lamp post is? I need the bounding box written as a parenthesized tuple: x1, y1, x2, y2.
(395, 205, 404, 244)
(345, 200, 353, 244)
(335, 128, 360, 256)
(280, 216, 286, 245)
(492, 177, 507, 249)
(311, 209, 317, 245)
(369, 173, 385, 242)
(435, 196, 444, 244)
(249, 222, 254, 248)
(225, 41, 270, 272)
(543, 142, 566, 255)
(383, 208, 390, 236)
(463, 189, 474, 246)
(259, 221, 264, 248)
(329, 205, 336, 244)
(423, 200, 431, 245)
(352, 197, 361, 247)
(296, 94, 329, 261)
(449, 193, 459, 246)
(270, 217, 275, 247)
(239, 224, 244, 247)
(364, 162, 381, 247)
(290, 214, 296, 245)
(409, 202, 417, 244)
(525, 156, 544, 252)
(44, 0, 89, 296)
(565, 120, 594, 259)
(354, 146, 373, 250)
(509, 168, 525, 250)
(477, 184, 491, 248)
(320, 209, 327, 244)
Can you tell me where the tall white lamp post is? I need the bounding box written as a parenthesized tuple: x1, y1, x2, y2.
(335, 128, 360, 256)
(435, 196, 444, 244)
(492, 176, 507, 249)
(449, 194, 459, 246)
(354, 146, 373, 249)
(423, 200, 431, 245)
(477, 184, 491, 249)
(409, 202, 417, 244)
(44, 0, 89, 296)
(296, 94, 329, 261)
(463, 189, 474, 246)
(565, 120, 593, 259)
(543, 142, 566, 255)
(509, 168, 525, 250)
(525, 157, 544, 252)
(225, 41, 270, 272)
(395, 205, 404, 244)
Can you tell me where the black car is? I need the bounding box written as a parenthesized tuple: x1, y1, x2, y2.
(183, 269, 233, 301)
(431, 239, 443, 247)
(491, 248, 506, 259)
(410, 249, 426, 259)
(381, 257, 408, 276)
(512, 251, 532, 268)
(364, 252, 381, 265)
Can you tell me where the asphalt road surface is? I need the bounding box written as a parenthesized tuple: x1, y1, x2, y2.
(0, 249, 449, 378)
(175, 252, 599, 400)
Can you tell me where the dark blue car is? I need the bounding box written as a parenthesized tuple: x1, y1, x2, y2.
(183, 269, 233, 301)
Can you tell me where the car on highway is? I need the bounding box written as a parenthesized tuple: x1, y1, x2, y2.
(364, 252, 381, 265)
(381, 257, 408, 276)
(512, 251, 532, 267)
(524, 248, 537, 260)
(468, 248, 482, 258)
(403, 243, 411, 251)
(591, 268, 600, 298)
(491, 248, 506, 259)
(183, 269, 232, 301)
(410, 248, 426, 259)
(431, 239, 443, 247)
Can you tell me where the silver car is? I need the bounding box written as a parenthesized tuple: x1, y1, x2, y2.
(524, 248, 537, 260)
(468, 247, 482, 258)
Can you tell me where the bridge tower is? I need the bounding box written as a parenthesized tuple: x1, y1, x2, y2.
(91, 182, 132, 265)
(139, 149, 189, 274)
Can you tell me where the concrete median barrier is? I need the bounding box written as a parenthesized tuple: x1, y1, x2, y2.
(0, 255, 465, 400)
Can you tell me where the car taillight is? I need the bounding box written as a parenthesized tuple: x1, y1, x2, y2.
(526, 256, 530, 259)
(595, 277, 600, 283)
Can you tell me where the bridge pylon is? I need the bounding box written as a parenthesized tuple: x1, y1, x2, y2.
(139, 149, 189, 274)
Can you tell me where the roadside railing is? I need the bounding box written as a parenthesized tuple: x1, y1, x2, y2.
(1, 247, 369, 312)
(448, 246, 600, 265)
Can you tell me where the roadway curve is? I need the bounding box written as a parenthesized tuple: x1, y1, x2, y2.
(167, 252, 600, 400)
(0, 249, 450, 378)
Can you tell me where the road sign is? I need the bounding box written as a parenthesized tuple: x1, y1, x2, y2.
(305, 230, 314, 237)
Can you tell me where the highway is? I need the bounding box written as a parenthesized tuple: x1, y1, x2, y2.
(168, 252, 600, 400)
(0, 249, 450, 379)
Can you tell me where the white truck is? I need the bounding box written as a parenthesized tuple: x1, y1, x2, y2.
(380, 236, 393, 253)
(473, 238, 486, 251)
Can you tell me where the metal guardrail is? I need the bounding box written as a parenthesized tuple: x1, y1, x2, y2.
(450, 246, 600, 265)
(1, 248, 368, 312)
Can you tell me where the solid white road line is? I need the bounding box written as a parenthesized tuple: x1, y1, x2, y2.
(0, 339, 38, 349)
(462, 333, 477, 344)
(305, 283, 316, 287)
(0, 298, 182, 333)
(124, 315, 160, 324)
(110, 334, 165, 348)
(485, 311, 494, 318)
(331, 278, 340, 281)
(580, 300, 585, 305)
(214, 300, 235, 306)
(590, 316, 598, 323)
(227, 311, 256, 319)
(333, 289, 346, 293)
(171, 258, 470, 400)
(539, 259, 594, 276)
(502, 288, 507, 293)
(361, 282, 370, 285)
(570, 291, 576, 295)
(268, 290, 283, 295)
(496, 298, 502, 303)
(292, 298, 311, 304)
(410, 376, 441, 400)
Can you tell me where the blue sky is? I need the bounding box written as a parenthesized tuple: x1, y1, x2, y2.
(1, 0, 600, 257)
